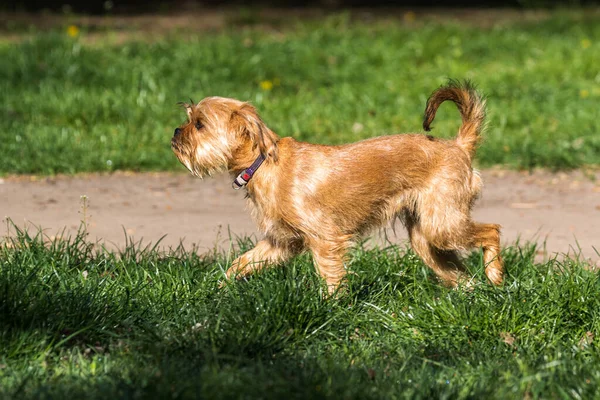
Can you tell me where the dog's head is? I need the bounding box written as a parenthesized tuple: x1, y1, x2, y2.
(171, 97, 279, 178)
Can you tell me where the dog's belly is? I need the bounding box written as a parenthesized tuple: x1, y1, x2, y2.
(330, 190, 414, 237)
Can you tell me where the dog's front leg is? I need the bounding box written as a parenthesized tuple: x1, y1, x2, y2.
(225, 239, 291, 280)
(309, 238, 350, 295)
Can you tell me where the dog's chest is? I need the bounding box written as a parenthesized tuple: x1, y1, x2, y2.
(246, 189, 297, 239)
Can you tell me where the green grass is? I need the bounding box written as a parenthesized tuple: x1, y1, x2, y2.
(1, 223, 600, 399)
(1, 11, 600, 174)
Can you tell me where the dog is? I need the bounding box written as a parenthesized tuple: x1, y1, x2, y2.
(171, 80, 503, 294)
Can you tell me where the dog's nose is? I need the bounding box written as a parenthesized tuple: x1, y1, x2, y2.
(174, 128, 181, 137)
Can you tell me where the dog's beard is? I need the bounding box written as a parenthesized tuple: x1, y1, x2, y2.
(172, 136, 231, 178)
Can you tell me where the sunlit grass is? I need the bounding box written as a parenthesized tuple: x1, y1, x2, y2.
(1, 11, 599, 175)
(1, 223, 600, 399)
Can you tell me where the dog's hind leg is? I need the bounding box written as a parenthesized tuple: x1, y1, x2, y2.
(407, 223, 470, 287)
(226, 238, 295, 280)
(467, 222, 503, 285)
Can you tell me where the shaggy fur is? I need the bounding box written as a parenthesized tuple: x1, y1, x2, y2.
(171, 80, 504, 293)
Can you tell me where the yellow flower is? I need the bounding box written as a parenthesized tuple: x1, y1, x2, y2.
(67, 25, 80, 38)
(581, 39, 591, 49)
(580, 89, 590, 99)
(403, 11, 416, 22)
(260, 80, 273, 91)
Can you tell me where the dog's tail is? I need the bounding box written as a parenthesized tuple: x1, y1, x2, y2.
(422, 80, 486, 157)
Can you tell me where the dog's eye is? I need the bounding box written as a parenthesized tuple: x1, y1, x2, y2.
(195, 121, 203, 130)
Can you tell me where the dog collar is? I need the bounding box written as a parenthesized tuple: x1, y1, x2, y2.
(232, 154, 265, 190)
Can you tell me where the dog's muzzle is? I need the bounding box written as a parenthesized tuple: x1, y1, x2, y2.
(171, 128, 182, 150)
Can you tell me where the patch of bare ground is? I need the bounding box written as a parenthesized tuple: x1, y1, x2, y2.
(1, 169, 598, 268)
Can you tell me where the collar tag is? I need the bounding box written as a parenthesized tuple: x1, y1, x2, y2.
(232, 154, 265, 190)
(232, 172, 250, 190)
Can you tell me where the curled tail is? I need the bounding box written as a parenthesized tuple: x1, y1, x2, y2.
(422, 80, 486, 157)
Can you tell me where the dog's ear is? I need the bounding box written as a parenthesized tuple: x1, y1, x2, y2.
(231, 104, 279, 162)
(178, 102, 194, 122)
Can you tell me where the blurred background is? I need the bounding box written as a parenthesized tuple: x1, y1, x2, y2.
(4, 0, 600, 14)
(2, 2, 600, 175)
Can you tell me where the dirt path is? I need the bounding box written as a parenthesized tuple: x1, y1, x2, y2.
(1, 170, 599, 265)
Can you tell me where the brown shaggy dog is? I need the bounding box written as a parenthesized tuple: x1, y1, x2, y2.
(171, 80, 503, 294)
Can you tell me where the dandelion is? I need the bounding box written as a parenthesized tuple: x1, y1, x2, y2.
(67, 25, 80, 38)
(580, 89, 590, 99)
(260, 80, 273, 91)
(581, 39, 591, 49)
